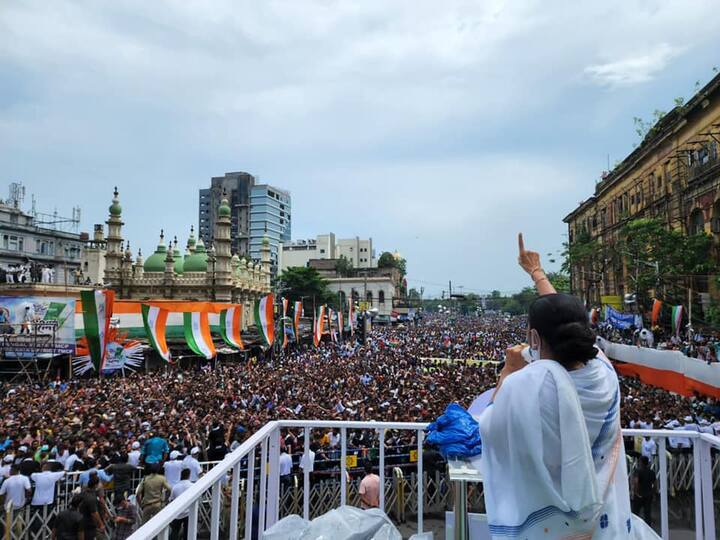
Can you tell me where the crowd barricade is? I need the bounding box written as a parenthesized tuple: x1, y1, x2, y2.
(599, 337, 720, 398)
(3, 436, 718, 539)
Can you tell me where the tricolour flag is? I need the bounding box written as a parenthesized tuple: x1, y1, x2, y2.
(282, 297, 289, 349)
(219, 306, 244, 350)
(328, 308, 337, 343)
(314, 305, 326, 347)
(294, 301, 303, 342)
(671, 305, 683, 336)
(651, 299, 662, 327)
(348, 300, 355, 336)
(254, 294, 275, 347)
(183, 312, 216, 359)
(81, 290, 114, 372)
(142, 304, 172, 361)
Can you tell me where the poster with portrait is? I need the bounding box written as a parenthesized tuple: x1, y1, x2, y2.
(0, 296, 76, 356)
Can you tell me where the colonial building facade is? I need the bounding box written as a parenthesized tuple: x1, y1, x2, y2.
(100, 188, 272, 303)
(563, 73, 720, 306)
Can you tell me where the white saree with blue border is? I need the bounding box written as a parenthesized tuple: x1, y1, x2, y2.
(477, 354, 659, 539)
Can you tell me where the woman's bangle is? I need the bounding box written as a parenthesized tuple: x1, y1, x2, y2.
(531, 268, 545, 282)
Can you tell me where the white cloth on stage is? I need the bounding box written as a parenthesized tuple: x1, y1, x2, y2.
(477, 354, 659, 539)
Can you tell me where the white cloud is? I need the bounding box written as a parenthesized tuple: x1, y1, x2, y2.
(584, 43, 685, 87)
(1, 1, 720, 293)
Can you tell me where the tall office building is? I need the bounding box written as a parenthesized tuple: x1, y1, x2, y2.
(249, 184, 291, 270)
(198, 172, 256, 255)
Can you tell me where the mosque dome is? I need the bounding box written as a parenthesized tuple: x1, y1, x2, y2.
(109, 187, 122, 216)
(183, 238, 208, 272)
(262, 233, 270, 247)
(144, 231, 168, 272)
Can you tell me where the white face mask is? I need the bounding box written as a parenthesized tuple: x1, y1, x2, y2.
(528, 329, 541, 362)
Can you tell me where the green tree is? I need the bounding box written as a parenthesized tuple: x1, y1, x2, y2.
(562, 230, 610, 306)
(618, 218, 716, 309)
(335, 255, 356, 277)
(377, 251, 407, 277)
(276, 267, 333, 308)
(546, 271, 570, 294)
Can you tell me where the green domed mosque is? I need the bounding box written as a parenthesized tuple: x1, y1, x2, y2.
(102, 189, 271, 303)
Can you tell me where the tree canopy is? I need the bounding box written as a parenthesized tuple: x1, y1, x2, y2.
(276, 267, 334, 308)
(378, 251, 407, 277)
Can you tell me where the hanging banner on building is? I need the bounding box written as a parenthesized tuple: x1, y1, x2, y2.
(604, 306, 637, 330)
(183, 312, 216, 359)
(142, 305, 172, 361)
(219, 306, 244, 350)
(254, 294, 275, 347)
(338, 310, 344, 340)
(0, 296, 76, 357)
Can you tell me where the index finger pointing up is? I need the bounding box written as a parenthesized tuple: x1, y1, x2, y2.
(518, 232, 525, 254)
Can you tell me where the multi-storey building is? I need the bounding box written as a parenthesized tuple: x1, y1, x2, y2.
(563, 72, 720, 306)
(198, 172, 256, 256)
(249, 184, 291, 270)
(278, 233, 376, 272)
(0, 185, 84, 285)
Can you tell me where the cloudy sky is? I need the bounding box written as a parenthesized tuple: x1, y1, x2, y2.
(2, 1, 719, 295)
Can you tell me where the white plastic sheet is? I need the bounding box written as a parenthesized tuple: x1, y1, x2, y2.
(298, 506, 400, 540)
(262, 515, 310, 540)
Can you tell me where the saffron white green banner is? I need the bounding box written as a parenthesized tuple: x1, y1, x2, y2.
(219, 306, 244, 350)
(142, 304, 172, 361)
(183, 311, 216, 359)
(80, 290, 114, 371)
(254, 294, 275, 347)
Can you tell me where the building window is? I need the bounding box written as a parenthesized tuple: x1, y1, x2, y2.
(379, 291, 385, 304)
(689, 208, 705, 235)
(366, 291, 373, 304)
(37, 240, 54, 255)
(2, 235, 24, 252)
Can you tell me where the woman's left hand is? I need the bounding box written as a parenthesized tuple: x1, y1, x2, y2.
(502, 345, 527, 376)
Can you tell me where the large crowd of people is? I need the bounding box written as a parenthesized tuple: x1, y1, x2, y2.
(0, 313, 718, 536)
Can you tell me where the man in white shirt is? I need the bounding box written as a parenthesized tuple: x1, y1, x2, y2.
(183, 447, 202, 482)
(169, 469, 193, 539)
(128, 441, 141, 467)
(299, 448, 316, 474)
(641, 437, 657, 460)
(0, 465, 31, 509)
(0, 455, 13, 479)
(30, 464, 65, 506)
(279, 450, 293, 491)
(64, 450, 84, 472)
(163, 451, 185, 487)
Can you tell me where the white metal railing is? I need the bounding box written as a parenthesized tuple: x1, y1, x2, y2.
(130, 423, 720, 540)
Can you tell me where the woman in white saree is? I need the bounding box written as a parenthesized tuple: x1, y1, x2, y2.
(476, 235, 659, 539)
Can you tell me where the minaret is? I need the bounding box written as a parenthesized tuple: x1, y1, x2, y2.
(261, 230, 272, 291)
(122, 241, 133, 279)
(186, 225, 197, 254)
(213, 193, 233, 301)
(163, 229, 175, 297)
(134, 249, 144, 280)
(104, 187, 124, 285)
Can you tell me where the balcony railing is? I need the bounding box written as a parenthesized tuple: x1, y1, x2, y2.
(127, 421, 720, 540)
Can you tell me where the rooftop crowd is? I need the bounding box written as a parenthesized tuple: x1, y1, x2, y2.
(0, 313, 718, 536)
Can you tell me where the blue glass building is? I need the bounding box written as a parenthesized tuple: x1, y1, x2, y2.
(249, 184, 291, 271)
